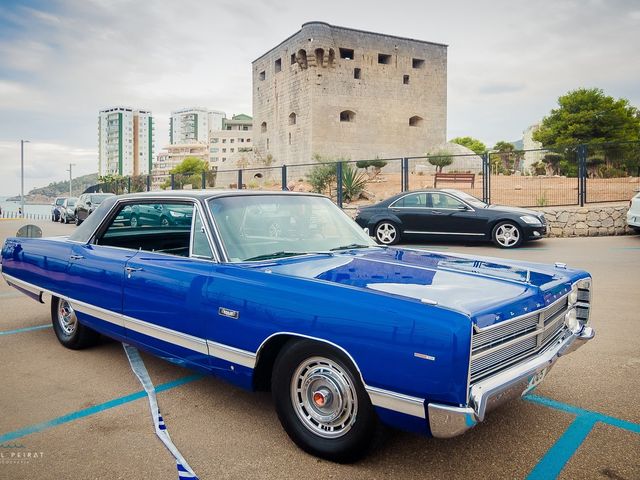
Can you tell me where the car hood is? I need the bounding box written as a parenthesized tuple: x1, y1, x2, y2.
(486, 204, 543, 217)
(257, 247, 583, 328)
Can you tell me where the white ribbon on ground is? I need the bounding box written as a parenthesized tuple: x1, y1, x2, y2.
(123, 343, 199, 479)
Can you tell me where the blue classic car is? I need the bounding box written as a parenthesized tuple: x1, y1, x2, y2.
(0, 191, 595, 462)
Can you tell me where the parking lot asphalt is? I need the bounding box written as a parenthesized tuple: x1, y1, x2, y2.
(0, 218, 638, 479)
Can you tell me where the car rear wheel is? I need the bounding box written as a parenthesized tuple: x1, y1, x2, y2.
(374, 221, 400, 245)
(271, 340, 378, 463)
(492, 221, 523, 248)
(51, 297, 100, 349)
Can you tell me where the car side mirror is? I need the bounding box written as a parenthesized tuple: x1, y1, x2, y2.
(86, 201, 91, 207)
(457, 205, 470, 211)
(363, 227, 369, 235)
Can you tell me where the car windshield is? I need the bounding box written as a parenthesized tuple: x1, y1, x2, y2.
(208, 195, 376, 262)
(55, 198, 65, 206)
(68, 199, 77, 206)
(443, 189, 487, 208)
(91, 194, 112, 204)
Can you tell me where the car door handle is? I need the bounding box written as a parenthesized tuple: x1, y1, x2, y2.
(390, 208, 400, 213)
(69, 254, 84, 260)
(432, 210, 444, 215)
(124, 266, 143, 273)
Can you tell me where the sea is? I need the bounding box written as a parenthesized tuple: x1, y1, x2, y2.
(0, 197, 53, 218)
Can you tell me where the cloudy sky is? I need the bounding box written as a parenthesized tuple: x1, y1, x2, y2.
(0, 0, 639, 195)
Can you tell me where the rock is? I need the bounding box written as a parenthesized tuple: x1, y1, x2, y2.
(558, 211, 569, 223)
(574, 228, 588, 236)
(588, 228, 599, 236)
(514, 185, 523, 190)
(598, 227, 609, 235)
(587, 211, 599, 221)
(587, 220, 601, 227)
(575, 213, 587, 221)
(575, 222, 588, 229)
(601, 217, 614, 228)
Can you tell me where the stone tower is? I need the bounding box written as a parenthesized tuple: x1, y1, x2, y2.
(252, 21, 447, 166)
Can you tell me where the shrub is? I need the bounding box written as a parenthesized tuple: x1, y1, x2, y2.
(427, 150, 453, 172)
(341, 163, 368, 202)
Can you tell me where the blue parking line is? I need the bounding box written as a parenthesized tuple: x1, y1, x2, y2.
(0, 374, 203, 443)
(0, 324, 51, 336)
(526, 415, 597, 480)
(524, 394, 640, 433)
(524, 394, 640, 479)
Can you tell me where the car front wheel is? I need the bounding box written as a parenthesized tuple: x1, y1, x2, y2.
(51, 297, 100, 349)
(492, 221, 523, 248)
(374, 221, 400, 245)
(272, 340, 379, 463)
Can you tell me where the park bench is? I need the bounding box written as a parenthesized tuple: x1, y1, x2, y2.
(434, 172, 475, 188)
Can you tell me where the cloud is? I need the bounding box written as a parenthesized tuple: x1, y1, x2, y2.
(0, 0, 639, 194)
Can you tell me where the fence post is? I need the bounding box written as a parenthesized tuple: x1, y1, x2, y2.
(336, 162, 343, 208)
(170, 174, 175, 190)
(401, 157, 409, 192)
(481, 153, 488, 203)
(237, 169, 243, 189)
(281, 165, 288, 190)
(577, 144, 587, 206)
(201, 171, 206, 189)
(146, 175, 151, 191)
(127, 176, 131, 193)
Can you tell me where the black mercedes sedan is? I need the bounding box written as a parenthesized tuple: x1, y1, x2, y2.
(354, 189, 547, 248)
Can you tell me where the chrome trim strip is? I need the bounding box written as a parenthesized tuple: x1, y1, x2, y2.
(365, 386, 426, 419)
(473, 292, 569, 333)
(126, 316, 209, 355)
(72, 299, 125, 328)
(207, 340, 256, 368)
(4, 273, 429, 419)
(404, 230, 485, 236)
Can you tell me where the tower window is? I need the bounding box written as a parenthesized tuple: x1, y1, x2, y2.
(289, 112, 297, 125)
(412, 58, 425, 68)
(290, 53, 296, 65)
(259, 70, 266, 81)
(403, 75, 410, 85)
(275, 58, 282, 73)
(315, 48, 325, 67)
(340, 110, 355, 122)
(339, 48, 354, 60)
(354, 68, 361, 79)
(378, 53, 391, 64)
(409, 116, 424, 127)
(261, 122, 267, 133)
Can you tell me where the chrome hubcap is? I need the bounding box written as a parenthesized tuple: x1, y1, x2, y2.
(496, 224, 520, 247)
(57, 300, 77, 335)
(131, 216, 138, 227)
(376, 223, 397, 244)
(290, 356, 357, 438)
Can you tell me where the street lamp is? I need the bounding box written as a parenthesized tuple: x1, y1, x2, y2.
(67, 163, 76, 198)
(20, 140, 30, 218)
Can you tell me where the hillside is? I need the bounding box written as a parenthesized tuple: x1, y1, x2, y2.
(7, 173, 100, 202)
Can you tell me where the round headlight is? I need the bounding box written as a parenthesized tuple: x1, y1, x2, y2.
(568, 285, 578, 305)
(564, 308, 582, 334)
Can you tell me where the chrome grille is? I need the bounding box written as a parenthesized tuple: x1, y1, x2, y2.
(470, 295, 571, 383)
(472, 313, 538, 351)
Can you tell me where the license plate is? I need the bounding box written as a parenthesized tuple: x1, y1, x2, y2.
(524, 367, 548, 394)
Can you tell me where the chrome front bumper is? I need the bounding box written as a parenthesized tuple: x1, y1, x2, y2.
(427, 325, 595, 438)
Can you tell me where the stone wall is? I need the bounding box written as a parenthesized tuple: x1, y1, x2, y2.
(541, 203, 632, 237)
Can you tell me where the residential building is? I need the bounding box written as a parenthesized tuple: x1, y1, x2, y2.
(98, 107, 155, 177)
(169, 107, 226, 145)
(209, 114, 255, 187)
(151, 143, 210, 190)
(252, 21, 448, 166)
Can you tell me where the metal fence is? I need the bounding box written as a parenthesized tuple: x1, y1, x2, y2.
(86, 141, 640, 209)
